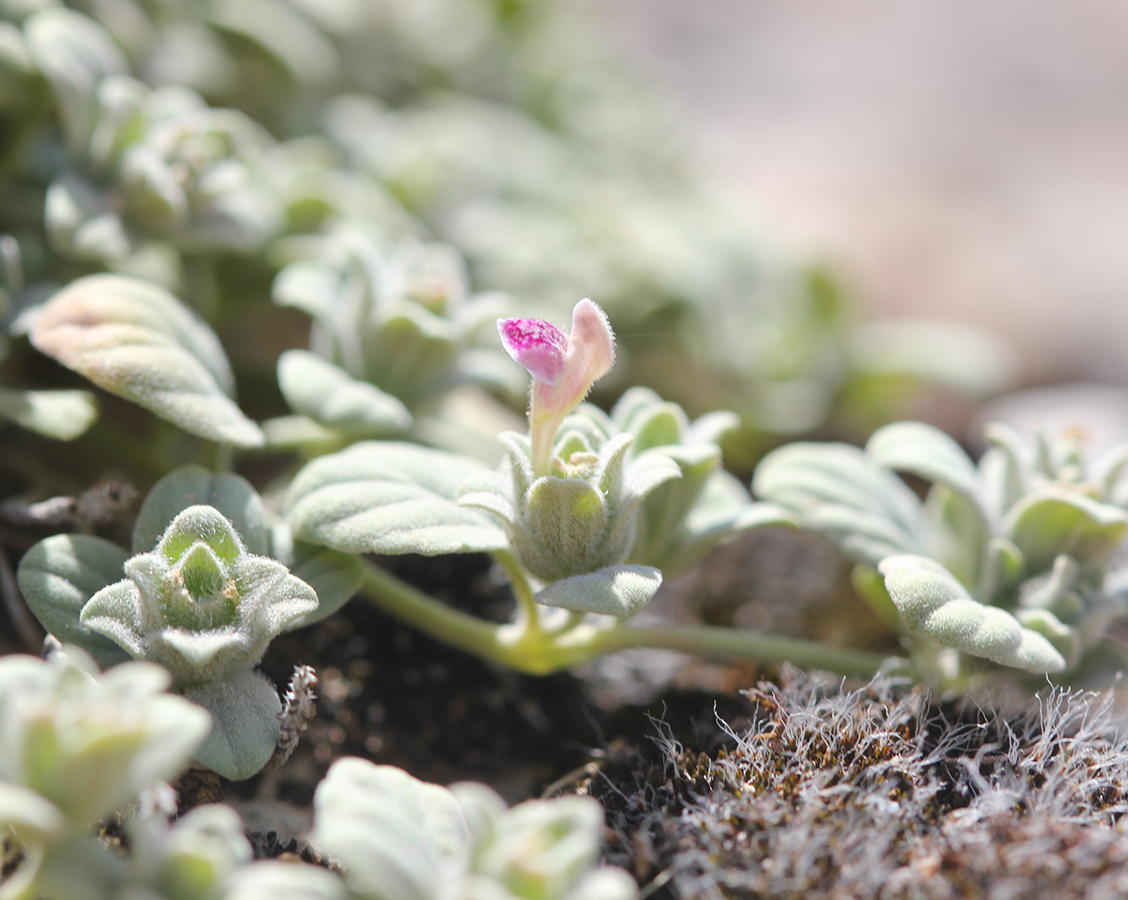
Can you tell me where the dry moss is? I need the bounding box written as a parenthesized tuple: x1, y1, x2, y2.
(585, 668, 1128, 899)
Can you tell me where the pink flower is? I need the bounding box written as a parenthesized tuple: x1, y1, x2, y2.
(498, 299, 615, 476)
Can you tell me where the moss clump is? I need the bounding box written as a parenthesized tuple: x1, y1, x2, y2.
(583, 669, 1128, 899)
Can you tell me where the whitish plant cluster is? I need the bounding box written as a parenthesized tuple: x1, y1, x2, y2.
(0, 0, 1120, 897)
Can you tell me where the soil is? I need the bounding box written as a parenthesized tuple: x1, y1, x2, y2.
(6, 519, 1128, 899)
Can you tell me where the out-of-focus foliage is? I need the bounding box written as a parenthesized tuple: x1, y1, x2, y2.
(0, 0, 1011, 477)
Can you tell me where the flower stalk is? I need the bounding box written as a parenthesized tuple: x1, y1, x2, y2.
(357, 557, 900, 679)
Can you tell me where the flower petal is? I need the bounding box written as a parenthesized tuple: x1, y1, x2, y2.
(497, 317, 568, 385)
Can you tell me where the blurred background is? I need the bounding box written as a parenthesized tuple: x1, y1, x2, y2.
(602, 0, 1128, 389)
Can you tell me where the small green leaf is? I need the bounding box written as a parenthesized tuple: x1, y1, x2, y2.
(879, 555, 1066, 673)
(278, 349, 411, 437)
(534, 565, 662, 618)
(1004, 488, 1128, 574)
(284, 541, 363, 628)
(133, 466, 268, 555)
(286, 441, 508, 556)
(980, 423, 1029, 518)
(866, 422, 988, 524)
(45, 175, 131, 262)
(313, 758, 468, 900)
(30, 274, 265, 447)
(23, 8, 127, 153)
(0, 387, 97, 440)
(753, 442, 926, 567)
(17, 534, 132, 667)
(185, 670, 281, 781)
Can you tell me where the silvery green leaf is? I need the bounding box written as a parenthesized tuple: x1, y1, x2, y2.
(878, 555, 1066, 673)
(313, 758, 470, 900)
(925, 485, 991, 593)
(133, 465, 269, 555)
(534, 565, 662, 618)
(0, 386, 97, 439)
(260, 414, 342, 450)
(283, 541, 363, 628)
(455, 469, 516, 527)
(184, 670, 281, 781)
(0, 782, 65, 838)
(120, 146, 189, 231)
(287, 442, 508, 556)
(23, 8, 128, 153)
(980, 423, 1029, 518)
(663, 500, 798, 575)
(278, 350, 412, 437)
(226, 861, 347, 900)
(1004, 488, 1128, 574)
(45, 175, 131, 262)
(272, 258, 338, 324)
(866, 421, 989, 524)
(16, 534, 132, 667)
(29, 274, 265, 447)
(688, 409, 741, 446)
(209, 0, 338, 84)
(0, 648, 211, 825)
(753, 442, 926, 567)
(1015, 608, 1081, 670)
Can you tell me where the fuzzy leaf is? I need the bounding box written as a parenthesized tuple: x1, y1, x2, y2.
(278, 350, 411, 437)
(287, 441, 508, 555)
(17, 535, 132, 667)
(879, 555, 1066, 673)
(184, 670, 281, 781)
(133, 466, 269, 555)
(284, 541, 364, 628)
(226, 861, 347, 900)
(314, 758, 469, 900)
(23, 8, 127, 153)
(866, 421, 989, 524)
(1005, 489, 1128, 574)
(0, 387, 98, 440)
(30, 274, 265, 447)
(534, 565, 662, 618)
(753, 442, 925, 567)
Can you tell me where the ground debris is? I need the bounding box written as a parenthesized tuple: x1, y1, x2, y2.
(589, 667, 1128, 899)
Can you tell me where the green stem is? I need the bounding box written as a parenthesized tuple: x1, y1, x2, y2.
(356, 558, 909, 680)
(492, 549, 542, 636)
(359, 559, 508, 664)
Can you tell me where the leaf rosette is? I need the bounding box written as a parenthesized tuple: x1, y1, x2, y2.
(81, 505, 318, 686)
(755, 420, 1128, 678)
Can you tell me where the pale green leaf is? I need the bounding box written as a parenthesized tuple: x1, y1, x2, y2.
(879, 555, 1066, 673)
(278, 349, 411, 437)
(753, 442, 925, 567)
(534, 565, 662, 618)
(133, 465, 268, 555)
(283, 541, 363, 629)
(1004, 488, 1128, 574)
(313, 758, 469, 900)
(286, 441, 508, 556)
(866, 421, 989, 524)
(0, 386, 97, 440)
(185, 670, 280, 781)
(30, 274, 264, 447)
(23, 8, 127, 153)
(16, 534, 132, 667)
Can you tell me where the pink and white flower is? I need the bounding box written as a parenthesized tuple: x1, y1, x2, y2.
(498, 299, 615, 476)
